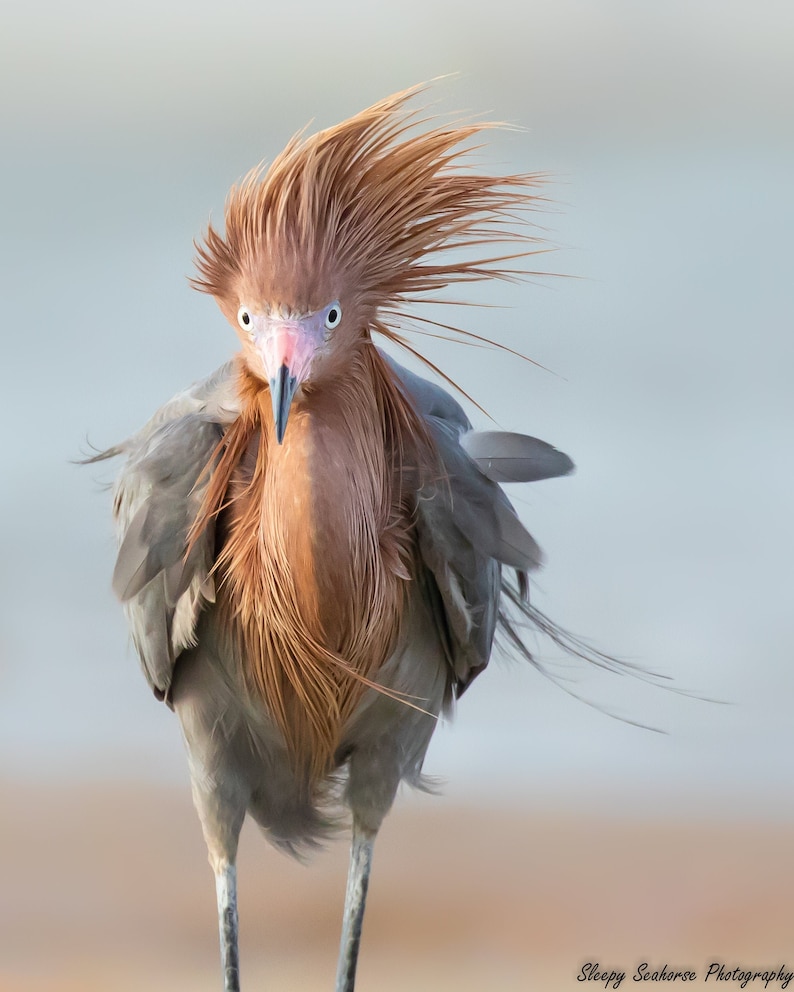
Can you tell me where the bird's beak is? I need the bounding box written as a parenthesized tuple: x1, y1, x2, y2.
(256, 320, 317, 444)
(270, 363, 298, 445)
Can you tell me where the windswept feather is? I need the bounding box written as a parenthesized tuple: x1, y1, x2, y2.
(461, 431, 574, 483)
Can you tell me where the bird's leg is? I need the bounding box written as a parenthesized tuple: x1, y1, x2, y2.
(215, 862, 241, 992)
(335, 823, 376, 992)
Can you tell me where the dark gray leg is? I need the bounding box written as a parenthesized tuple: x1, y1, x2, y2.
(215, 862, 241, 992)
(335, 825, 376, 992)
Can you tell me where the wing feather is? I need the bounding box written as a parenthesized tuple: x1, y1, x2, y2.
(104, 364, 239, 702)
(385, 351, 574, 693)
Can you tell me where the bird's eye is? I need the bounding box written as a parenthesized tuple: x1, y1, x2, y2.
(325, 303, 342, 330)
(237, 306, 253, 332)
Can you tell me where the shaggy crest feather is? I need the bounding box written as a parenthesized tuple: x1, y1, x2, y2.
(191, 83, 548, 324)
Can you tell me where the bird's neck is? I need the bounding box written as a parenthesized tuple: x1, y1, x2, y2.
(241, 346, 409, 638)
(203, 343, 428, 785)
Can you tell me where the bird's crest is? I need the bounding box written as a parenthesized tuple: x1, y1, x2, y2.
(192, 83, 549, 344)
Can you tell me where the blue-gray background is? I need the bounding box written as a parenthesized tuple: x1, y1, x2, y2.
(2, 0, 792, 813)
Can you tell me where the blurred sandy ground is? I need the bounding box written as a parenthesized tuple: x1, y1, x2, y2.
(3, 782, 793, 991)
(2, 0, 794, 989)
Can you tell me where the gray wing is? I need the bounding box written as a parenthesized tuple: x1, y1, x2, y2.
(104, 362, 240, 703)
(384, 351, 574, 693)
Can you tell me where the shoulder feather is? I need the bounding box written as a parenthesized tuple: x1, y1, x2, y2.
(108, 364, 238, 702)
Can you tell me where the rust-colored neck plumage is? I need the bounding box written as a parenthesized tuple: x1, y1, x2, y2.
(193, 344, 432, 786)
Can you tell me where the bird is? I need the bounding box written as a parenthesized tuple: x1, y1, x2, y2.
(91, 84, 585, 992)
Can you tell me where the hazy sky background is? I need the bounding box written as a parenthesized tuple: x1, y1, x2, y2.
(1, 0, 792, 812)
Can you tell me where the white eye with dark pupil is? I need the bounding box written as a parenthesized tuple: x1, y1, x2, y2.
(237, 306, 252, 331)
(325, 303, 342, 330)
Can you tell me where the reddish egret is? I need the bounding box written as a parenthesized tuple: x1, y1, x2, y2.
(95, 85, 581, 991)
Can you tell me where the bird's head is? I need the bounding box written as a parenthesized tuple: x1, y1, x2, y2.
(192, 84, 547, 442)
(223, 298, 345, 443)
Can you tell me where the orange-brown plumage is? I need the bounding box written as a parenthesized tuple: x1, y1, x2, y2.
(196, 346, 432, 786)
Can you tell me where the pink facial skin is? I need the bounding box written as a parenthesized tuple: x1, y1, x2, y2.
(242, 301, 341, 442)
(249, 303, 338, 385)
